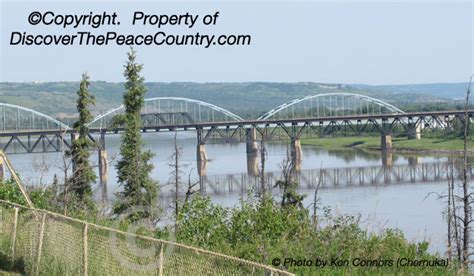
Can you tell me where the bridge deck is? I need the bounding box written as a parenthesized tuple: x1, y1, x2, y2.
(0, 110, 471, 136)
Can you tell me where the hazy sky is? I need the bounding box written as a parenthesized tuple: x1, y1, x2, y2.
(0, 0, 472, 84)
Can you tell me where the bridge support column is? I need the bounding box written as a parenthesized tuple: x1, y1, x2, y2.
(290, 138, 302, 161)
(292, 160, 301, 173)
(290, 138, 302, 163)
(197, 159, 208, 178)
(246, 128, 259, 176)
(380, 134, 392, 152)
(381, 150, 393, 168)
(196, 144, 208, 163)
(381, 134, 393, 168)
(97, 132, 108, 202)
(246, 128, 259, 154)
(407, 123, 421, 140)
(98, 149, 108, 202)
(196, 128, 208, 178)
(246, 153, 259, 177)
(197, 147, 208, 187)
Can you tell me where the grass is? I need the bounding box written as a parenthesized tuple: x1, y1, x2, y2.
(300, 136, 474, 152)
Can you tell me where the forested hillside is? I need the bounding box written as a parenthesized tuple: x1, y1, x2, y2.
(0, 82, 468, 120)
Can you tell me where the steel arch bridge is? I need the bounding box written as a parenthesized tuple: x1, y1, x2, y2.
(0, 94, 470, 156)
(258, 93, 405, 120)
(0, 103, 69, 132)
(88, 97, 244, 129)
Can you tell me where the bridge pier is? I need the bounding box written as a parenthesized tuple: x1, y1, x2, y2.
(292, 159, 301, 173)
(381, 150, 393, 168)
(196, 129, 208, 177)
(407, 123, 421, 140)
(381, 134, 393, 168)
(246, 153, 259, 177)
(198, 174, 206, 194)
(246, 128, 259, 154)
(98, 149, 108, 202)
(290, 138, 302, 173)
(380, 134, 392, 152)
(97, 132, 108, 202)
(197, 159, 208, 178)
(196, 146, 208, 177)
(196, 144, 208, 163)
(290, 138, 302, 161)
(246, 128, 260, 176)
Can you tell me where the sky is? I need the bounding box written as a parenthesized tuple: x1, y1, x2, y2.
(0, 0, 472, 84)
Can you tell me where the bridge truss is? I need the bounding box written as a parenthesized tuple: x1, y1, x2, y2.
(258, 93, 405, 120)
(194, 111, 463, 145)
(88, 97, 243, 129)
(0, 94, 472, 153)
(0, 103, 69, 132)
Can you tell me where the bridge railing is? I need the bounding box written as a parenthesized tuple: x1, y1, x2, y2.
(0, 199, 292, 276)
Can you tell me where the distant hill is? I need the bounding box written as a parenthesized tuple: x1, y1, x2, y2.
(351, 82, 470, 100)
(0, 82, 469, 120)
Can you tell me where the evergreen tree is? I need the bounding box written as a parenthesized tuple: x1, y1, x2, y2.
(114, 48, 158, 221)
(68, 73, 96, 212)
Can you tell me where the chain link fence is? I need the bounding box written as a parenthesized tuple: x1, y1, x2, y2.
(0, 200, 293, 275)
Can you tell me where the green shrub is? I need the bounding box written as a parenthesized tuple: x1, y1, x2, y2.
(174, 195, 460, 274)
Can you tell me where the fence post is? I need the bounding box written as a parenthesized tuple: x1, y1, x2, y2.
(10, 207, 19, 263)
(83, 223, 88, 276)
(35, 213, 46, 276)
(158, 242, 164, 276)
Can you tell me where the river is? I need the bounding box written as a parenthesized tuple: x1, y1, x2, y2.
(5, 132, 455, 254)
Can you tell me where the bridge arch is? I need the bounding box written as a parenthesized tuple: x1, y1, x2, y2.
(88, 97, 243, 128)
(258, 93, 405, 120)
(0, 103, 69, 132)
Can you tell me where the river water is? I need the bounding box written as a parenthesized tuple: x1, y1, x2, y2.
(5, 132, 454, 254)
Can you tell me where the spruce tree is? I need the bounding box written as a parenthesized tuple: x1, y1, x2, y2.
(68, 73, 96, 212)
(114, 48, 158, 221)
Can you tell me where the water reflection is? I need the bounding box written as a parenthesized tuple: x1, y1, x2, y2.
(194, 160, 471, 196)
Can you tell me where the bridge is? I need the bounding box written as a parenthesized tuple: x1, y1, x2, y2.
(0, 93, 472, 188)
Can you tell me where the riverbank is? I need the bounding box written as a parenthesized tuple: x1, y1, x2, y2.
(300, 136, 474, 154)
